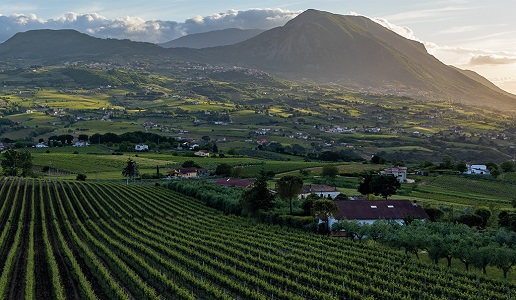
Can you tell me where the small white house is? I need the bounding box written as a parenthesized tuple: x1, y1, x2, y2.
(466, 164, 490, 175)
(35, 143, 49, 148)
(194, 150, 210, 157)
(73, 141, 89, 147)
(299, 184, 340, 199)
(381, 166, 407, 183)
(135, 144, 149, 151)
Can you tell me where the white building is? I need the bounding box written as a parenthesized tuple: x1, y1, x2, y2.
(135, 144, 149, 151)
(299, 184, 340, 199)
(381, 166, 407, 183)
(466, 164, 490, 175)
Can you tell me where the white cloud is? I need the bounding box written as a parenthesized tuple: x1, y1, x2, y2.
(0, 8, 300, 43)
(469, 55, 516, 66)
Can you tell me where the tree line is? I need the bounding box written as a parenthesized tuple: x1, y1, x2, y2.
(333, 219, 516, 278)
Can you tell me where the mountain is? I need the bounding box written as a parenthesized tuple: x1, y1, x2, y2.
(0, 12, 515, 112)
(0, 29, 167, 64)
(160, 28, 265, 49)
(175, 9, 516, 111)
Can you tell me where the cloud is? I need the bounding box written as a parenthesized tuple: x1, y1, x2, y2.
(469, 55, 516, 65)
(0, 8, 300, 44)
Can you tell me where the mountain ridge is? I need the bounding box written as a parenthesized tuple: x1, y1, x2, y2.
(160, 28, 265, 49)
(0, 10, 514, 112)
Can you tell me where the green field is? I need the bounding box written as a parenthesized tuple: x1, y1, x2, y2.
(0, 177, 514, 299)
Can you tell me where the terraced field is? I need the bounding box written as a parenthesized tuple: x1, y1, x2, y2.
(0, 177, 514, 299)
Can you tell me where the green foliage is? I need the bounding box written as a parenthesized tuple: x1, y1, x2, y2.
(454, 161, 467, 173)
(76, 173, 87, 181)
(276, 175, 303, 214)
(358, 174, 400, 199)
(423, 207, 444, 222)
(321, 164, 339, 178)
(456, 214, 483, 227)
(121, 158, 138, 181)
(214, 163, 233, 177)
(501, 161, 515, 173)
(181, 160, 202, 168)
(1, 150, 33, 177)
(240, 170, 275, 215)
(301, 194, 320, 216)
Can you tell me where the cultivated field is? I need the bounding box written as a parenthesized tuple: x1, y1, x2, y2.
(0, 177, 514, 299)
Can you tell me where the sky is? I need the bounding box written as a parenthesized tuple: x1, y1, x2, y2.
(1, 0, 516, 93)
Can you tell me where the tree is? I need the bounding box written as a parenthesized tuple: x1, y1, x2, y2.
(471, 246, 494, 274)
(358, 174, 374, 198)
(442, 156, 454, 169)
(489, 246, 516, 278)
(301, 194, 320, 216)
(424, 207, 444, 222)
(334, 193, 348, 201)
(122, 158, 138, 185)
(371, 155, 386, 164)
(500, 161, 515, 173)
(1, 150, 33, 177)
(181, 160, 201, 168)
(276, 175, 304, 214)
(240, 170, 274, 215)
(454, 161, 467, 173)
(473, 207, 491, 228)
(321, 165, 339, 178)
(76, 173, 87, 181)
(312, 200, 339, 234)
(456, 214, 483, 227)
(215, 163, 233, 177)
(370, 175, 401, 200)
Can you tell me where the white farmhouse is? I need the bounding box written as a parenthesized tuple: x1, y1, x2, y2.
(465, 164, 490, 175)
(299, 184, 340, 199)
(381, 166, 407, 183)
(135, 144, 149, 151)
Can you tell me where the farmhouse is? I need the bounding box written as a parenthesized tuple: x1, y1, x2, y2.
(381, 166, 407, 183)
(168, 167, 208, 179)
(35, 143, 49, 148)
(73, 141, 89, 147)
(327, 200, 429, 229)
(215, 178, 254, 188)
(299, 184, 340, 199)
(194, 150, 210, 157)
(465, 163, 490, 175)
(135, 144, 149, 151)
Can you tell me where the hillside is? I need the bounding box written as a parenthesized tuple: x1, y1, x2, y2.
(1, 178, 514, 299)
(0, 29, 168, 65)
(160, 28, 264, 48)
(180, 9, 516, 112)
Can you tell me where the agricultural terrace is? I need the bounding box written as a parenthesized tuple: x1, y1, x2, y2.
(0, 177, 514, 299)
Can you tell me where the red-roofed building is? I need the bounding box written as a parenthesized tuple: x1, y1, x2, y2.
(328, 200, 429, 228)
(215, 178, 254, 188)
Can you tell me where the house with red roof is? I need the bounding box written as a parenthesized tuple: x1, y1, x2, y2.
(215, 178, 254, 188)
(328, 200, 429, 229)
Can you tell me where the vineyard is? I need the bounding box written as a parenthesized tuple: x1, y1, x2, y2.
(0, 177, 515, 299)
